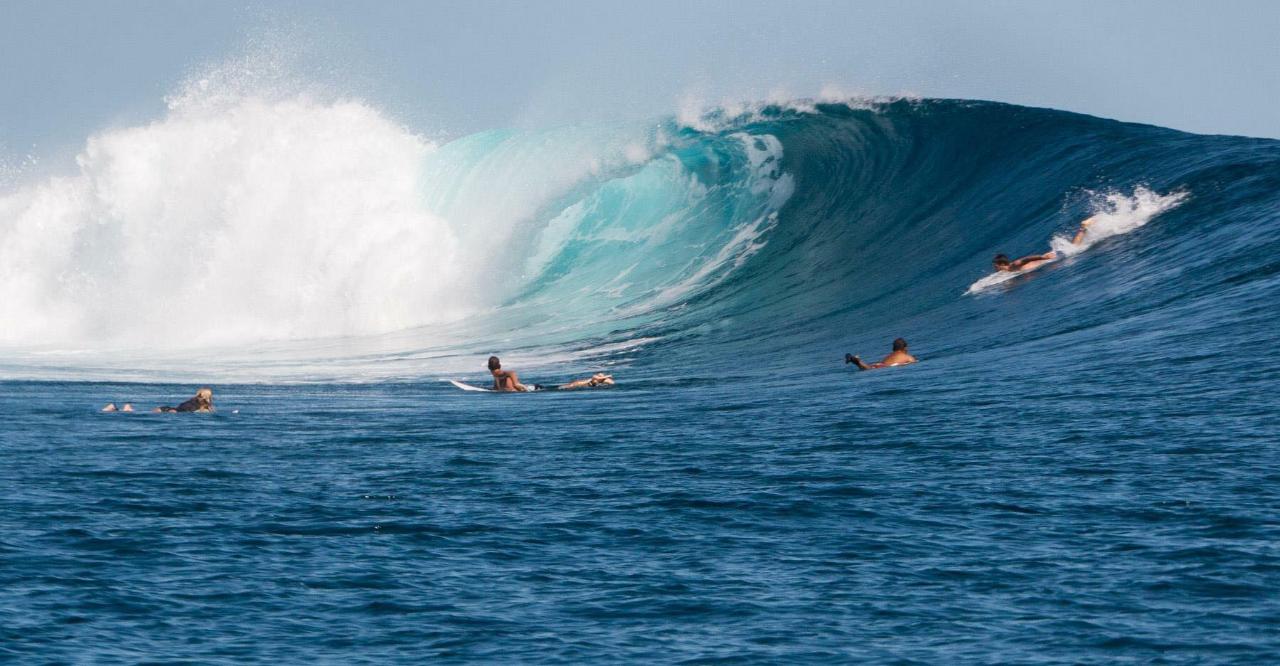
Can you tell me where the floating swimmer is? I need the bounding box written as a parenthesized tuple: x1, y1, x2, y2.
(846, 338, 918, 371)
(558, 373, 615, 390)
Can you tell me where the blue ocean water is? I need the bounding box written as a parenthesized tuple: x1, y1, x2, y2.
(2, 99, 1279, 662)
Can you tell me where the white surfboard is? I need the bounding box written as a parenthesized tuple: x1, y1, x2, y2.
(449, 380, 493, 392)
(965, 269, 1027, 294)
(965, 261, 1056, 295)
(449, 379, 545, 392)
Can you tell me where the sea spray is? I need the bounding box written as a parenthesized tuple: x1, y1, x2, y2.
(0, 87, 792, 356)
(1049, 186, 1188, 257)
(0, 96, 461, 347)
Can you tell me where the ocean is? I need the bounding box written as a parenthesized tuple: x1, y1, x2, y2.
(1, 98, 1278, 662)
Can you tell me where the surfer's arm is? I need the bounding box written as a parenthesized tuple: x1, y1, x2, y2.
(1072, 217, 1095, 245)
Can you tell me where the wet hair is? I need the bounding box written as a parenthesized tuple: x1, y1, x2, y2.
(993, 254, 1011, 267)
(195, 388, 213, 408)
(487, 356, 501, 371)
(893, 337, 908, 351)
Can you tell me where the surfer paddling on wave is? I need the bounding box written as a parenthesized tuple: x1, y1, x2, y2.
(992, 251, 1057, 273)
(992, 216, 1096, 273)
(846, 338, 917, 371)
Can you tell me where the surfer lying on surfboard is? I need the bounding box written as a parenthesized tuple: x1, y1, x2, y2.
(487, 356, 615, 392)
(559, 373, 615, 390)
(845, 338, 917, 371)
(991, 216, 1095, 274)
(103, 387, 215, 412)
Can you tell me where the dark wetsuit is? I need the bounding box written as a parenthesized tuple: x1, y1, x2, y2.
(159, 397, 206, 413)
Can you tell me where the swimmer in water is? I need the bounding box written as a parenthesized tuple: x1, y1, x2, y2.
(153, 388, 215, 413)
(558, 373, 615, 390)
(992, 216, 1096, 273)
(845, 338, 918, 371)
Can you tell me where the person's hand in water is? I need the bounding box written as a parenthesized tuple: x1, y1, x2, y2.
(846, 354, 874, 370)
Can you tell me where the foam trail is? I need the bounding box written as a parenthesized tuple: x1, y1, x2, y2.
(1050, 186, 1188, 257)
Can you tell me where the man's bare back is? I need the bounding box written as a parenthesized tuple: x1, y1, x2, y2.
(488, 356, 530, 392)
(846, 338, 918, 371)
(993, 251, 1057, 273)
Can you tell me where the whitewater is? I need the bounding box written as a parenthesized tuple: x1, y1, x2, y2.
(3, 78, 1280, 662)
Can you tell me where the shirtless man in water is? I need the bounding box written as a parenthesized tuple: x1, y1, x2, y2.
(487, 356, 614, 391)
(992, 216, 1096, 272)
(845, 338, 917, 371)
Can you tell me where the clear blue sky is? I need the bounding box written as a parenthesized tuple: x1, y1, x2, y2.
(2, 0, 1278, 159)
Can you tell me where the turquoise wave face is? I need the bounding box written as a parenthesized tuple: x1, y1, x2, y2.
(410, 122, 794, 344)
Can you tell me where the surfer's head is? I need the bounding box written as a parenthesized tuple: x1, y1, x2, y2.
(487, 356, 501, 372)
(893, 338, 908, 352)
(992, 254, 1012, 271)
(195, 387, 213, 407)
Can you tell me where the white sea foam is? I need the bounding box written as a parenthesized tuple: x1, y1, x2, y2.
(1049, 187, 1188, 258)
(0, 71, 792, 373)
(0, 94, 472, 348)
